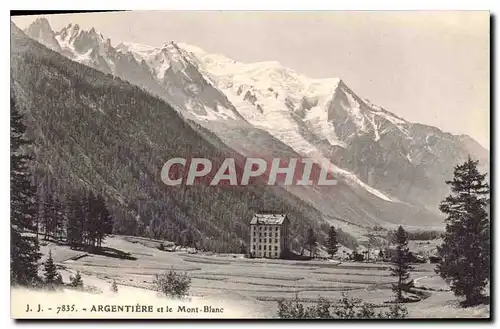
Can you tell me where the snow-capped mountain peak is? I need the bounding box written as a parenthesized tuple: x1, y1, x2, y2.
(50, 24, 117, 74)
(115, 42, 156, 57)
(23, 17, 61, 52)
(115, 41, 183, 79)
(25, 17, 52, 33)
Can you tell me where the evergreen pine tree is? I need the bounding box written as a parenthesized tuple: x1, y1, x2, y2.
(34, 185, 44, 241)
(175, 234, 182, 248)
(436, 156, 490, 306)
(86, 191, 99, 248)
(390, 226, 414, 302)
(67, 190, 84, 248)
(182, 229, 194, 248)
(69, 271, 83, 289)
(66, 191, 86, 248)
(42, 193, 53, 240)
(44, 193, 66, 241)
(43, 250, 59, 288)
(305, 227, 317, 258)
(326, 226, 339, 259)
(52, 195, 66, 241)
(96, 194, 113, 248)
(110, 280, 118, 293)
(80, 192, 88, 247)
(10, 96, 41, 286)
(82, 191, 113, 249)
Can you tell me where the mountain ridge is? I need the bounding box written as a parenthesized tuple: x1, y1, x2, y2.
(23, 18, 484, 149)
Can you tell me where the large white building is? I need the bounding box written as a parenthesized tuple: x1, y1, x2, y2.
(249, 213, 289, 259)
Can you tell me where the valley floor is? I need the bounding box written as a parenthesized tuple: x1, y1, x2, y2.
(13, 235, 489, 319)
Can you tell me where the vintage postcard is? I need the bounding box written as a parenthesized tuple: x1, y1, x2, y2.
(10, 10, 490, 319)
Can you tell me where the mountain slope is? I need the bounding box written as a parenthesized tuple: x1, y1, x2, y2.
(11, 22, 338, 252)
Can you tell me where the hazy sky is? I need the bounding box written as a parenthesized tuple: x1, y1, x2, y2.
(12, 11, 490, 148)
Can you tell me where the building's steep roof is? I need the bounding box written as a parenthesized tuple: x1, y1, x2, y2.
(250, 213, 287, 225)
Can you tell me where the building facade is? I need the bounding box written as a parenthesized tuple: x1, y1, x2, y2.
(249, 213, 289, 259)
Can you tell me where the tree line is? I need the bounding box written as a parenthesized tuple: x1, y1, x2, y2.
(34, 188, 113, 250)
(66, 190, 114, 249)
(10, 97, 114, 287)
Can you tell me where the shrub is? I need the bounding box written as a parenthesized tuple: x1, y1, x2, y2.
(277, 296, 308, 319)
(381, 303, 409, 319)
(350, 251, 364, 262)
(153, 269, 191, 299)
(69, 271, 84, 289)
(54, 273, 63, 286)
(110, 280, 118, 293)
(82, 284, 103, 294)
(43, 251, 60, 289)
(277, 293, 408, 319)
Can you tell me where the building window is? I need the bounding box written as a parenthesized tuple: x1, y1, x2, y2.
(276, 227, 279, 231)
(264, 232, 267, 237)
(259, 239, 262, 243)
(275, 252, 278, 257)
(275, 239, 278, 243)
(264, 252, 267, 257)
(275, 233, 278, 237)
(275, 246, 278, 250)
(252, 245, 255, 250)
(253, 238, 256, 242)
(264, 245, 267, 250)
(259, 245, 262, 250)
